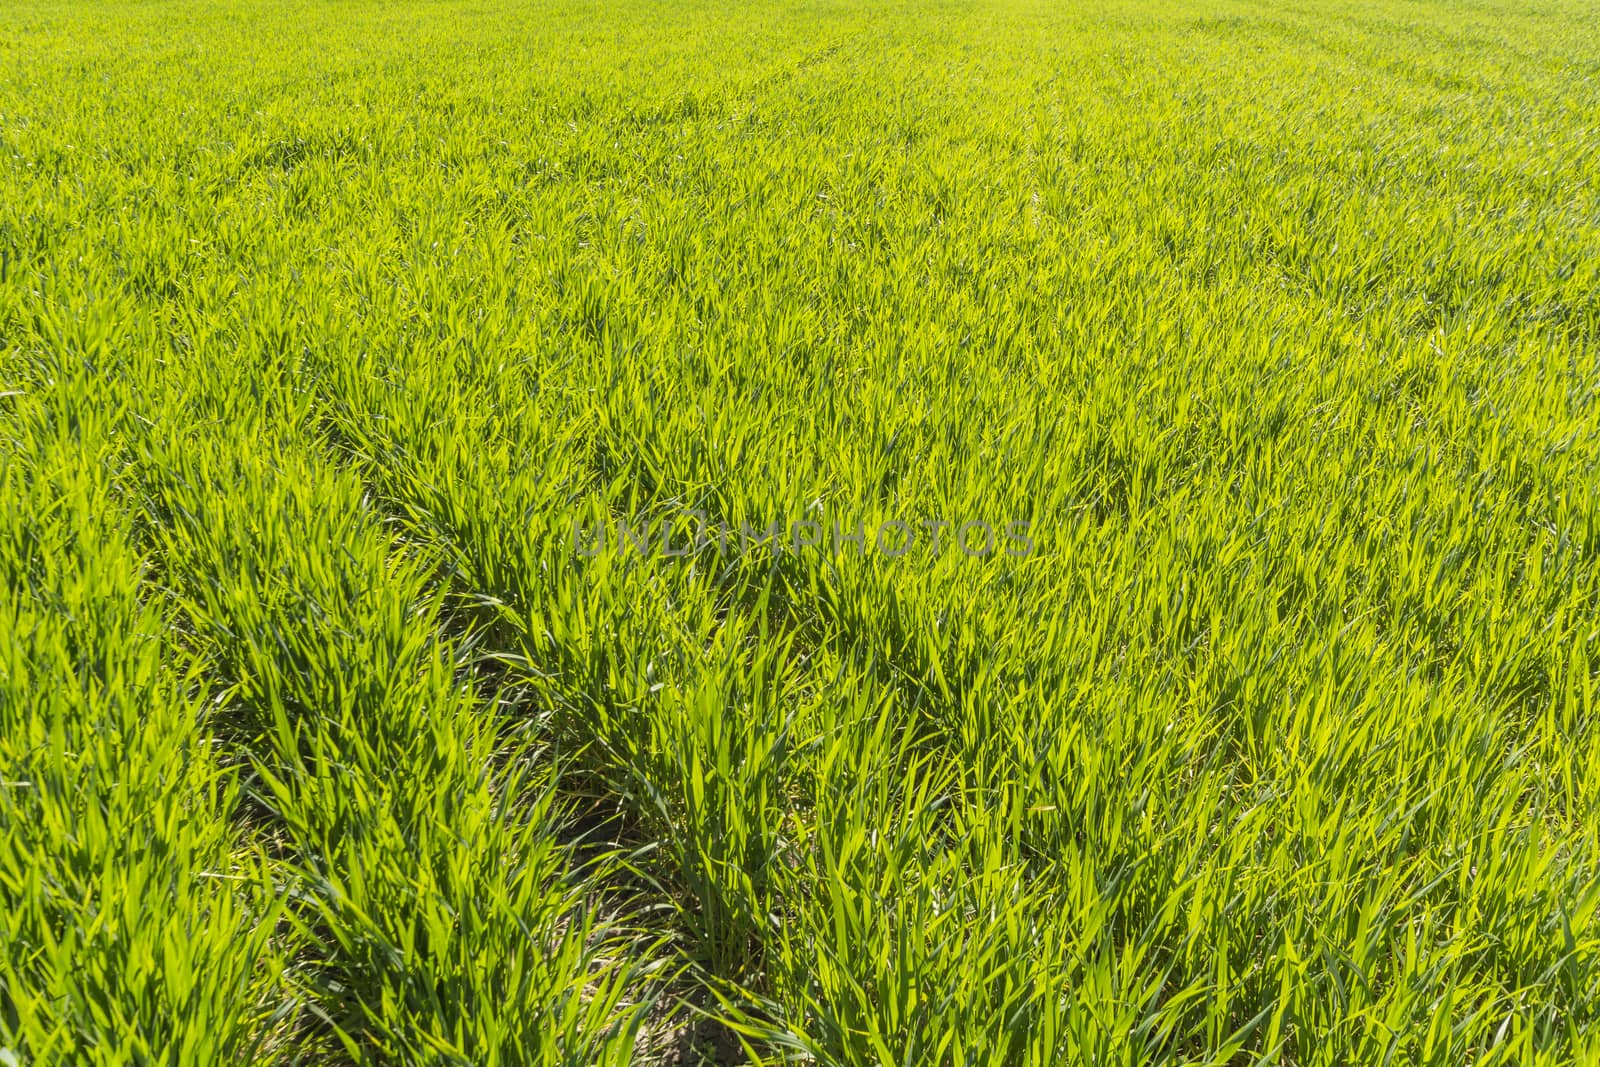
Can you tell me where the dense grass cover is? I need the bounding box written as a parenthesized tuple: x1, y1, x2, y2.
(3, 0, 1599, 1062)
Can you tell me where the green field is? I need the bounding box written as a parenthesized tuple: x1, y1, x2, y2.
(3, 0, 1599, 1062)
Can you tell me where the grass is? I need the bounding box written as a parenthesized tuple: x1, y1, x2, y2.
(2, 0, 1599, 1062)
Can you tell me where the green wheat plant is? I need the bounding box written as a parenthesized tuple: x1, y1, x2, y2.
(2, 0, 1598, 1062)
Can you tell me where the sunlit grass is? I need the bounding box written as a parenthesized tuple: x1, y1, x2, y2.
(3, 0, 1598, 1062)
